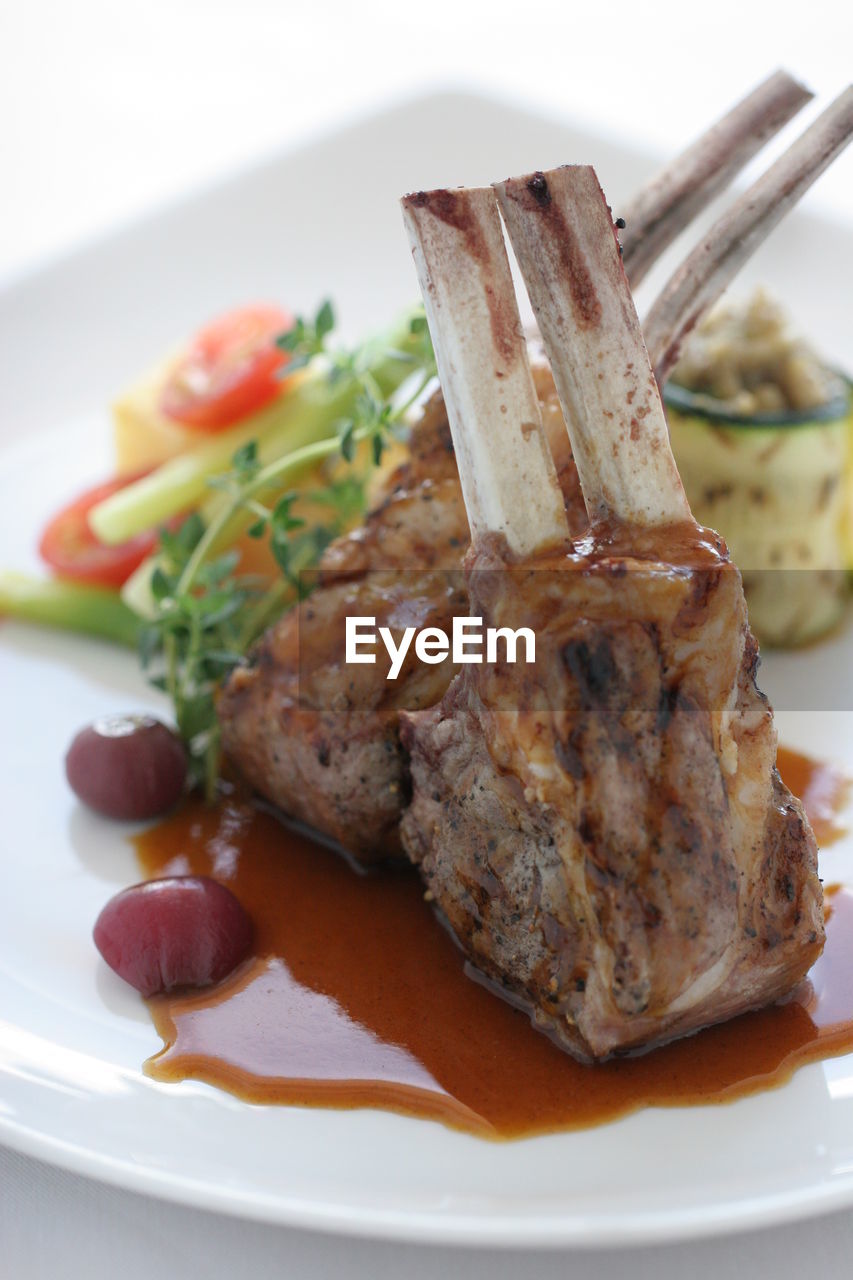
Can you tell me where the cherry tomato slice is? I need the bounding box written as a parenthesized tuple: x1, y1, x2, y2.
(160, 305, 292, 431)
(39, 472, 163, 589)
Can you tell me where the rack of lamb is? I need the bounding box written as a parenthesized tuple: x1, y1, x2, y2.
(398, 166, 826, 1060)
(219, 78, 852, 865)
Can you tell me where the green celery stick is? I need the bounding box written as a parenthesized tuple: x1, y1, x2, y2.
(0, 572, 140, 647)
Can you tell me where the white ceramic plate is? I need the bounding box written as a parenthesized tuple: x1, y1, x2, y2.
(2, 91, 853, 1249)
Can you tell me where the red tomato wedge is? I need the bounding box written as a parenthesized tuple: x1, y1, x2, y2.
(160, 305, 293, 431)
(39, 473, 164, 589)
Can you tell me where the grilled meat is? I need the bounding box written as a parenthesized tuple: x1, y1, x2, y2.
(219, 362, 580, 860)
(398, 167, 826, 1058)
(400, 522, 824, 1058)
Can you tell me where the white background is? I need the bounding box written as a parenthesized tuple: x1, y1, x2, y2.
(1, 1, 852, 1277)
(2, 0, 852, 282)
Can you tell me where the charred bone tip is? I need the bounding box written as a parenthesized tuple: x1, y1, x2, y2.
(401, 185, 569, 555)
(495, 164, 691, 528)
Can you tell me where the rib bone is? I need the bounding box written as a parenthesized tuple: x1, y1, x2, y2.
(646, 84, 853, 383)
(495, 166, 691, 528)
(621, 69, 813, 286)
(401, 188, 568, 554)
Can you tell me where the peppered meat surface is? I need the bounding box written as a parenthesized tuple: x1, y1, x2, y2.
(399, 522, 824, 1060)
(219, 357, 584, 861)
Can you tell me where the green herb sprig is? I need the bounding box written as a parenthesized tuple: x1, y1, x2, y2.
(139, 302, 436, 797)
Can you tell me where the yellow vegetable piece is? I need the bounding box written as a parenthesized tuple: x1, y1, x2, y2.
(111, 352, 307, 475)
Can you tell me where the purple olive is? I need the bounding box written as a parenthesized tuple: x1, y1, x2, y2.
(66, 714, 187, 820)
(94, 876, 254, 997)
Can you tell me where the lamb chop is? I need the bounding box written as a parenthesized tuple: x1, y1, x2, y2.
(398, 163, 828, 1060)
(219, 74, 837, 862)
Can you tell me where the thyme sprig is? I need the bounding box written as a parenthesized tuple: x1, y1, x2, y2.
(139, 303, 435, 797)
(274, 298, 335, 371)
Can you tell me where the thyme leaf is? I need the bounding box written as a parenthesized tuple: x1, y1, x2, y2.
(140, 300, 436, 798)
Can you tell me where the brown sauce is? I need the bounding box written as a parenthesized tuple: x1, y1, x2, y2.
(135, 746, 853, 1140)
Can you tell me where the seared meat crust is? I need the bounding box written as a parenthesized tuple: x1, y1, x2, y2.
(219, 359, 583, 860)
(400, 525, 824, 1059)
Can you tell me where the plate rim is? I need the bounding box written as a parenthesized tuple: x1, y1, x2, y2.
(3, 1101, 853, 1248)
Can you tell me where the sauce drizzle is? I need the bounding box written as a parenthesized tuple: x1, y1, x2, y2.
(135, 746, 853, 1139)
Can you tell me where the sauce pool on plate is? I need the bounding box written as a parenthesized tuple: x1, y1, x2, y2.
(134, 745, 853, 1140)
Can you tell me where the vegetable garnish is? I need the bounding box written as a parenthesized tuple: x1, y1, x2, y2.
(89, 304, 430, 547)
(0, 301, 434, 797)
(137, 303, 436, 797)
(93, 876, 253, 997)
(38, 472, 167, 588)
(66, 714, 188, 820)
(160, 305, 293, 431)
(0, 573, 140, 647)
